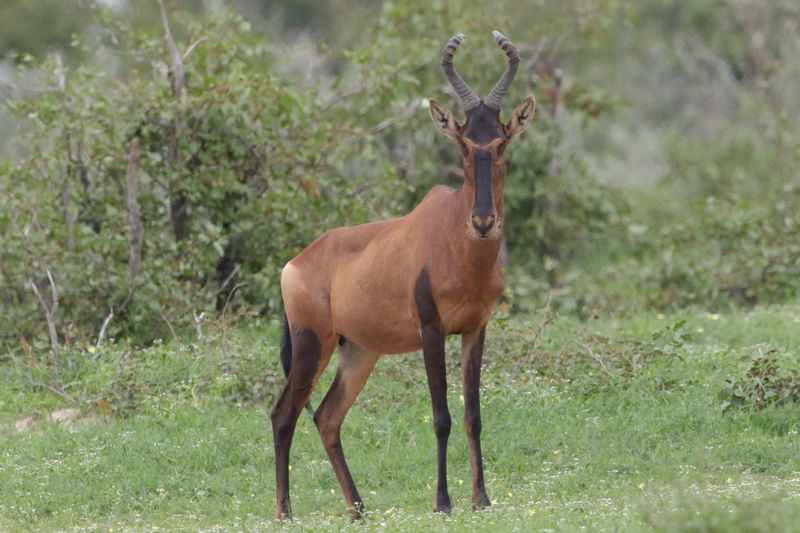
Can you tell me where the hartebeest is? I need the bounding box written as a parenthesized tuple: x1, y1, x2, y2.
(271, 31, 535, 520)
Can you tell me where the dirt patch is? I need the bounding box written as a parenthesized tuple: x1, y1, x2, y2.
(14, 407, 105, 433)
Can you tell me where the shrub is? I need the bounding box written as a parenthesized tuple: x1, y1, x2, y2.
(720, 355, 800, 412)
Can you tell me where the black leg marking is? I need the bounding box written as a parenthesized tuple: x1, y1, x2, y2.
(462, 326, 490, 510)
(271, 327, 323, 519)
(415, 268, 452, 514)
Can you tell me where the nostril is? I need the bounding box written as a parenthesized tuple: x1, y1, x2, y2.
(471, 214, 495, 225)
(471, 213, 496, 234)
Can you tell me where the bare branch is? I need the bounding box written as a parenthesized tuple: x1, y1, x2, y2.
(29, 271, 60, 358)
(182, 37, 207, 61)
(343, 98, 422, 145)
(441, 164, 464, 181)
(220, 283, 246, 320)
(528, 36, 549, 68)
(220, 282, 247, 371)
(125, 137, 143, 286)
(321, 84, 366, 111)
(542, 64, 564, 288)
(509, 313, 554, 382)
(159, 308, 179, 342)
(96, 308, 114, 349)
(157, 0, 192, 242)
(156, 0, 187, 96)
(112, 137, 144, 319)
(46, 270, 59, 316)
(47, 384, 77, 404)
(194, 311, 205, 343)
(371, 99, 421, 135)
(584, 344, 614, 377)
(54, 53, 66, 93)
(11, 354, 77, 404)
(211, 263, 241, 302)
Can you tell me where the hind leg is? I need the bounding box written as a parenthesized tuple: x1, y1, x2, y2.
(314, 341, 380, 520)
(462, 326, 490, 509)
(271, 327, 336, 519)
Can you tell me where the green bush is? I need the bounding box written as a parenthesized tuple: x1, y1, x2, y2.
(0, 11, 374, 344)
(1, 1, 626, 347)
(720, 355, 800, 412)
(0, 319, 284, 417)
(568, 116, 800, 314)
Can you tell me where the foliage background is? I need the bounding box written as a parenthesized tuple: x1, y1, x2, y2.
(1, 0, 799, 345)
(2, 2, 800, 530)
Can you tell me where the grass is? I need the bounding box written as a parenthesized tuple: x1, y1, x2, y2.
(2, 306, 800, 531)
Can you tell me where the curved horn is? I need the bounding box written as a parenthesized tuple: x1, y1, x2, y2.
(484, 30, 520, 111)
(441, 33, 481, 111)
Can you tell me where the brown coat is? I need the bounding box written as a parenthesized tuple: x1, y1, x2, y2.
(283, 182, 505, 356)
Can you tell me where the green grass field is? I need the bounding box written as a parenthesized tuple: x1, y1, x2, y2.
(2, 306, 800, 531)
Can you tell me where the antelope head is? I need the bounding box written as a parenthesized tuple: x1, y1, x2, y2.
(429, 32, 535, 239)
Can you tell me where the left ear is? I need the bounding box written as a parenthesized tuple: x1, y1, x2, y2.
(504, 95, 536, 141)
(428, 98, 462, 141)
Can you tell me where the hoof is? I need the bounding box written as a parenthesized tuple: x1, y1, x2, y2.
(276, 495, 293, 520)
(433, 489, 451, 514)
(348, 501, 367, 522)
(433, 500, 452, 515)
(472, 491, 491, 510)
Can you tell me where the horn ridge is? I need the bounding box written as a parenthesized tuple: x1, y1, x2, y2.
(484, 30, 520, 111)
(441, 33, 481, 111)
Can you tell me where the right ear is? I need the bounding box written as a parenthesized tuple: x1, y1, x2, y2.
(504, 95, 536, 141)
(428, 99, 462, 141)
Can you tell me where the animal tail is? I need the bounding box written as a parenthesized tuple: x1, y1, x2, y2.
(279, 312, 314, 415)
(279, 312, 292, 379)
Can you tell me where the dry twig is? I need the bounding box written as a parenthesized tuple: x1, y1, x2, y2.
(159, 309, 179, 342)
(194, 312, 205, 343)
(10, 353, 76, 404)
(96, 308, 114, 349)
(583, 343, 614, 377)
(509, 313, 554, 382)
(29, 270, 60, 358)
(219, 282, 247, 371)
(126, 137, 143, 286)
(212, 264, 241, 302)
(157, 0, 187, 97)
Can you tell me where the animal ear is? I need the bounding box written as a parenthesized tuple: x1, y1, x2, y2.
(428, 99, 462, 141)
(505, 95, 536, 141)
